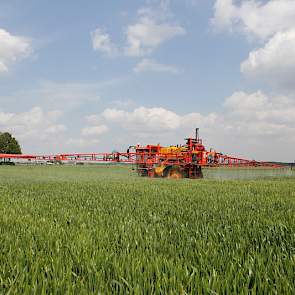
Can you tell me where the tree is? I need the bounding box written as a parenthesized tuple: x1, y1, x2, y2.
(0, 132, 22, 154)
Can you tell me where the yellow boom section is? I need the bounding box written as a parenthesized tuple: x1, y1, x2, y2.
(160, 146, 184, 154)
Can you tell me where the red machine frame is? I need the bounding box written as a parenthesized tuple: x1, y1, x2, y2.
(0, 128, 283, 178)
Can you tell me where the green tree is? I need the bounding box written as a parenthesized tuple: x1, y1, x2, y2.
(0, 132, 22, 154)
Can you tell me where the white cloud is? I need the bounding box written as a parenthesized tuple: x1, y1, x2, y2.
(0, 28, 32, 73)
(241, 29, 295, 89)
(81, 125, 109, 137)
(125, 9, 186, 56)
(0, 107, 66, 152)
(211, 90, 295, 160)
(223, 91, 295, 136)
(102, 107, 180, 130)
(134, 58, 179, 74)
(91, 28, 118, 56)
(224, 91, 268, 111)
(92, 2, 186, 57)
(212, 1, 295, 91)
(99, 106, 217, 133)
(212, 0, 295, 40)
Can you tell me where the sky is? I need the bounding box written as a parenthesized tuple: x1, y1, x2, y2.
(0, 0, 295, 161)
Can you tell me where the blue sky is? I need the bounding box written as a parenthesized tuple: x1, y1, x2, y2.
(1, 0, 295, 161)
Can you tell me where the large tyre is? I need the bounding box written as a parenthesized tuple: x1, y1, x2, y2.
(163, 166, 184, 179)
(195, 166, 203, 179)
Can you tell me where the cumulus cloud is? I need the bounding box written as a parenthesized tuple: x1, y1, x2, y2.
(92, 2, 186, 57)
(91, 28, 118, 56)
(215, 90, 295, 160)
(134, 58, 179, 74)
(223, 91, 295, 136)
(212, 1, 295, 91)
(0, 28, 32, 72)
(90, 107, 217, 135)
(0, 107, 66, 151)
(224, 91, 268, 111)
(91, 94, 295, 139)
(102, 107, 181, 130)
(241, 29, 295, 90)
(124, 8, 186, 56)
(212, 0, 295, 40)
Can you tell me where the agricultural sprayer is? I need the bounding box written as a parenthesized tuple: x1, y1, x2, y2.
(0, 128, 282, 179)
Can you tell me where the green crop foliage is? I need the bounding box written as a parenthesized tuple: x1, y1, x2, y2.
(0, 166, 295, 294)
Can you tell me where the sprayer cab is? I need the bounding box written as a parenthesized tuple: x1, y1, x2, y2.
(134, 128, 206, 179)
(185, 128, 205, 152)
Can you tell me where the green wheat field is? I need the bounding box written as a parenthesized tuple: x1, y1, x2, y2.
(1, 165, 295, 294)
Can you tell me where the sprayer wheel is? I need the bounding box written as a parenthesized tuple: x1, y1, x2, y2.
(163, 166, 184, 179)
